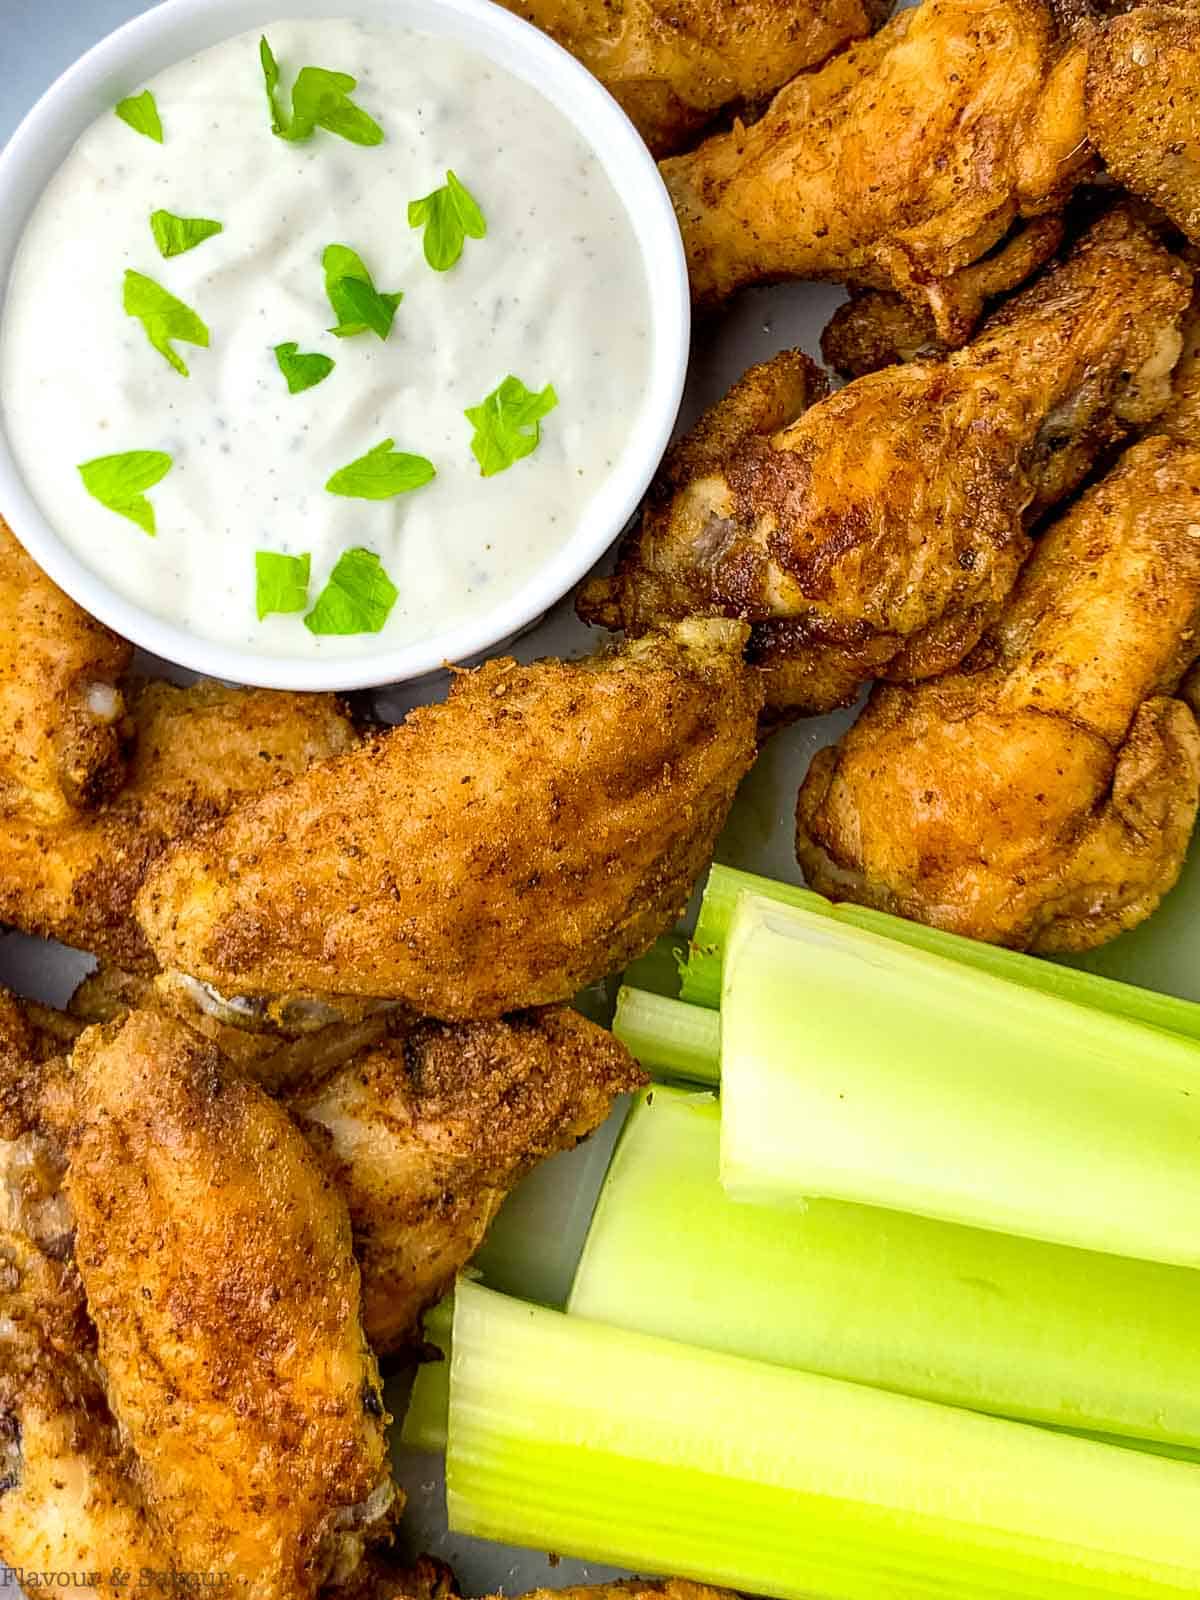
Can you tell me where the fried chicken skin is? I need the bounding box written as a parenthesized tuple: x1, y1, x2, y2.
(65, 1011, 395, 1599)
(581, 209, 1191, 717)
(0, 679, 356, 968)
(662, 0, 1090, 321)
(290, 1008, 642, 1353)
(494, 0, 890, 156)
(0, 518, 131, 823)
(795, 409, 1200, 950)
(1087, 6, 1200, 246)
(136, 621, 761, 1019)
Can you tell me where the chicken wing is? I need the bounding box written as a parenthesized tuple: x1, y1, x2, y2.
(493, 0, 890, 156)
(66, 1010, 396, 1599)
(135, 620, 761, 1019)
(0, 678, 356, 968)
(289, 1008, 642, 1353)
(0, 518, 131, 824)
(662, 0, 1091, 322)
(1087, 6, 1200, 245)
(581, 208, 1191, 717)
(795, 410, 1200, 950)
(0, 996, 170, 1591)
(820, 216, 1066, 377)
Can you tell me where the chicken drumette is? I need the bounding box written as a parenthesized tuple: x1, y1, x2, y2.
(795, 356, 1200, 951)
(494, 0, 891, 156)
(581, 209, 1191, 718)
(662, 0, 1091, 324)
(135, 620, 761, 1019)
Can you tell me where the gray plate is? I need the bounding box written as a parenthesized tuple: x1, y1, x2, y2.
(4, 2, 1200, 1593)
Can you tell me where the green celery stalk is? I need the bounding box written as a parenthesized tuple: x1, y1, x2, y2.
(569, 1085, 1200, 1448)
(683, 863, 1200, 1040)
(720, 894, 1200, 1266)
(399, 1293, 452, 1452)
(612, 987, 720, 1084)
(447, 1280, 1200, 1600)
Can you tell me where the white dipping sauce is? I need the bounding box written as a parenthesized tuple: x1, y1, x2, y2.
(0, 20, 653, 657)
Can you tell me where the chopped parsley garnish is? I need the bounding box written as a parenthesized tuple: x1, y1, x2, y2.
(322, 244, 402, 340)
(304, 547, 398, 635)
(260, 36, 383, 146)
(150, 210, 223, 258)
(465, 375, 559, 477)
(326, 439, 436, 499)
(255, 551, 311, 618)
(408, 171, 487, 271)
(115, 91, 163, 143)
(77, 450, 172, 536)
(123, 270, 209, 377)
(274, 342, 335, 395)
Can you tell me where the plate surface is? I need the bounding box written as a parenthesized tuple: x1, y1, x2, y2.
(5, 3, 1200, 1592)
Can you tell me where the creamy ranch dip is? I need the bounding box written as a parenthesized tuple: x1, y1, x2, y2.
(0, 20, 653, 657)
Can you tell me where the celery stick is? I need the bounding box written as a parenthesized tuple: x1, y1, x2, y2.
(721, 894, 1200, 1266)
(400, 1294, 452, 1453)
(683, 863, 1200, 1041)
(447, 1281, 1200, 1600)
(570, 1086, 1200, 1448)
(612, 987, 720, 1084)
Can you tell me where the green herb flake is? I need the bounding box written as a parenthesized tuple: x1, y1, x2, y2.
(274, 342, 335, 395)
(123, 270, 209, 377)
(408, 170, 487, 271)
(465, 375, 559, 477)
(255, 550, 311, 619)
(322, 244, 402, 340)
(326, 439, 436, 499)
(115, 90, 163, 143)
(150, 210, 224, 259)
(78, 450, 172, 536)
(304, 547, 398, 635)
(260, 35, 383, 146)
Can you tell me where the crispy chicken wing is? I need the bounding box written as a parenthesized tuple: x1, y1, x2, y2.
(290, 1008, 642, 1353)
(581, 209, 1191, 717)
(135, 621, 761, 1019)
(0, 518, 131, 823)
(662, 0, 1091, 322)
(0, 679, 356, 968)
(1087, 6, 1200, 245)
(0, 997, 170, 1591)
(494, 0, 890, 156)
(820, 217, 1066, 377)
(66, 1011, 396, 1599)
(795, 409, 1200, 950)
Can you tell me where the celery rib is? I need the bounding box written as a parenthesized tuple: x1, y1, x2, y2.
(684, 863, 1200, 1041)
(569, 1085, 1200, 1449)
(447, 1282, 1200, 1600)
(720, 894, 1200, 1266)
(612, 986, 720, 1084)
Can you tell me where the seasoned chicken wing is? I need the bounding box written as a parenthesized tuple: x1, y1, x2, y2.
(820, 216, 1066, 377)
(494, 0, 890, 156)
(1087, 6, 1200, 245)
(66, 1011, 396, 1599)
(795, 409, 1200, 950)
(136, 621, 761, 1019)
(290, 1008, 642, 1352)
(581, 209, 1191, 717)
(0, 997, 169, 1591)
(663, 0, 1090, 322)
(0, 518, 131, 823)
(0, 679, 356, 968)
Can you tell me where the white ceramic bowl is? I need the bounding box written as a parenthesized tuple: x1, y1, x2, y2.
(0, 0, 688, 691)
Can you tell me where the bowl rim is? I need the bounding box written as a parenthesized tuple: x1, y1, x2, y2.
(0, 0, 689, 691)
